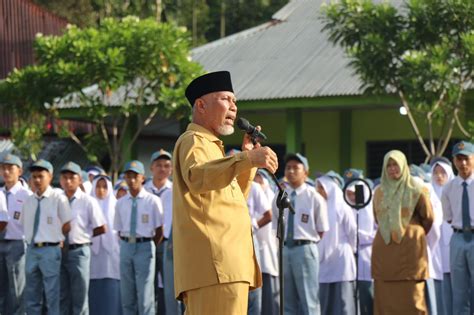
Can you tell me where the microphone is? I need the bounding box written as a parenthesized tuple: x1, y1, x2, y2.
(236, 117, 267, 141)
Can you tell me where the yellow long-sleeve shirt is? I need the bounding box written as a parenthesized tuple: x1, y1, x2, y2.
(172, 123, 262, 299)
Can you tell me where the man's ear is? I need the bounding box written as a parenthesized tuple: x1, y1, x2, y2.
(195, 98, 206, 113)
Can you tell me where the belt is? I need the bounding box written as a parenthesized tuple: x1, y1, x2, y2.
(33, 242, 60, 248)
(120, 236, 153, 243)
(68, 243, 91, 250)
(284, 240, 315, 247)
(452, 227, 474, 233)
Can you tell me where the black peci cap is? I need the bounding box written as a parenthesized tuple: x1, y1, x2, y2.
(185, 71, 234, 106)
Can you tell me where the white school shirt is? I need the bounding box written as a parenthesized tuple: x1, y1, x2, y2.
(0, 191, 8, 223)
(90, 177, 120, 280)
(426, 184, 443, 280)
(354, 202, 376, 281)
(114, 188, 163, 237)
(160, 189, 173, 239)
(317, 176, 357, 283)
(66, 189, 106, 245)
(271, 182, 329, 243)
(431, 161, 454, 274)
(2, 182, 32, 240)
(247, 182, 270, 230)
(248, 182, 278, 276)
(442, 174, 474, 229)
(21, 186, 72, 244)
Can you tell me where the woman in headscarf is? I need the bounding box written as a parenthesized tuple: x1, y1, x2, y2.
(372, 150, 434, 314)
(317, 172, 357, 315)
(89, 175, 122, 315)
(430, 157, 455, 314)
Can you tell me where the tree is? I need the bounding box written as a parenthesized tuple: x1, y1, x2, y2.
(322, 0, 474, 160)
(0, 16, 203, 179)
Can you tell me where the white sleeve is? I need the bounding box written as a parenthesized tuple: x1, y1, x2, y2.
(88, 197, 106, 228)
(58, 194, 73, 224)
(0, 192, 8, 222)
(441, 183, 453, 222)
(315, 192, 329, 232)
(153, 196, 164, 229)
(113, 201, 122, 231)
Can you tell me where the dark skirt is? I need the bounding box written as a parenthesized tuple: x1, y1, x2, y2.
(89, 278, 122, 315)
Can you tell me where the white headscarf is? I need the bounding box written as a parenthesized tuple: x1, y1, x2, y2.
(90, 175, 118, 255)
(317, 175, 347, 261)
(430, 161, 455, 200)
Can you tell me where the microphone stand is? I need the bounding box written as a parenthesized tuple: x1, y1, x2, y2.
(264, 170, 294, 315)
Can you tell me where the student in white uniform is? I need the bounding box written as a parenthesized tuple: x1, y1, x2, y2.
(21, 159, 73, 315)
(272, 153, 329, 315)
(431, 157, 455, 314)
(59, 161, 107, 315)
(254, 169, 280, 315)
(317, 171, 357, 315)
(247, 180, 272, 315)
(442, 141, 474, 314)
(144, 149, 172, 315)
(411, 164, 443, 315)
(115, 160, 164, 315)
(0, 154, 31, 315)
(343, 168, 376, 315)
(89, 174, 122, 315)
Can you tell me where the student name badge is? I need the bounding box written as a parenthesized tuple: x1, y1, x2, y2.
(301, 214, 309, 223)
(13, 211, 20, 220)
(142, 214, 149, 224)
(47, 217, 53, 224)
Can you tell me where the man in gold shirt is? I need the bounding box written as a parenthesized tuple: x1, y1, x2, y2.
(172, 71, 278, 314)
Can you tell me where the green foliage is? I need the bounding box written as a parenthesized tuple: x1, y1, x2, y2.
(0, 16, 202, 171)
(321, 0, 474, 157)
(33, 0, 289, 44)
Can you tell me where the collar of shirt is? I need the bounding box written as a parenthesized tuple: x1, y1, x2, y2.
(455, 174, 474, 186)
(148, 179, 172, 194)
(68, 188, 84, 202)
(289, 182, 308, 196)
(35, 186, 53, 199)
(2, 181, 23, 195)
(187, 123, 222, 145)
(126, 188, 147, 200)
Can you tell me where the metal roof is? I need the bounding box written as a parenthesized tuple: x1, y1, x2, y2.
(191, 0, 364, 101)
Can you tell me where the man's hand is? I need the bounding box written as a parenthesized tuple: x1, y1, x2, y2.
(247, 146, 278, 174)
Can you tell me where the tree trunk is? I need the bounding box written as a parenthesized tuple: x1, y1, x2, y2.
(156, 0, 162, 23)
(220, 0, 226, 38)
(192, 0, 198, 45)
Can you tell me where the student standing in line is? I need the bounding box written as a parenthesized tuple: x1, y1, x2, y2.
(89, 174, 122, 315)
(430, 157, 455, 314)
(21, 159, 73, 315)
(442, 141, 474, 314)
(272, 153, 329, 315)
(115, 160, 163, 315)
(144, 149, 172, 315)
(317, 171, 357, 315)
(255, 170, 280, 315)
(0, 154, 31, 315)
(59, 162, 107, 315)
